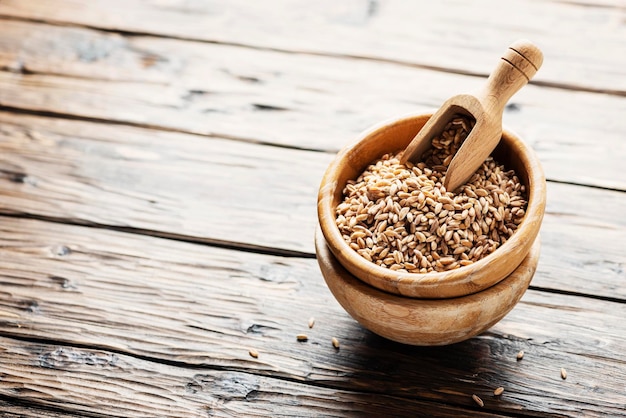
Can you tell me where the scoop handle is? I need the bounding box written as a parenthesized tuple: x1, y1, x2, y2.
(477, 39, 543, 116)
(442, 40, 543, 192)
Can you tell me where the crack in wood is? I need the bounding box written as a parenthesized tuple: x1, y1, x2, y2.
(0, 105, 330, 153)
(0, 212, 316, 259)
(252, 103, 289, 112)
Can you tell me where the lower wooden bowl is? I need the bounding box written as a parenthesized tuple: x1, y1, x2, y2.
(316, 227, 540, 346)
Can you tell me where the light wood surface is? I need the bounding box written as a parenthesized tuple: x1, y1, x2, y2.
(0, 1, 625, 417)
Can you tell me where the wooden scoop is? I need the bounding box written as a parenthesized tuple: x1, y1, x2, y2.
(400, 39, 543, 191)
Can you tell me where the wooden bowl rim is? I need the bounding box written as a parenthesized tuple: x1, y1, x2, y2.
(317, 112, 546, 298)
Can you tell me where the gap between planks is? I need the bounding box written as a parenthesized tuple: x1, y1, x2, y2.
(0, 212, 315, 259)
(0, 211, 624, 307)
(0, 14, 623, 98)
(0, 105, 329, 154)
(1, 208, 622, 304)
(0, 106, 623, 193)
(0, 112, 623, 298)
(0, 18, 624, 192)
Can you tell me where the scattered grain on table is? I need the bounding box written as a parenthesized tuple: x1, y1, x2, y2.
(494, 387, 504, 396)
(296, 333, 308, 342)
(308, 317, 315, 328)
(331, 337, 340, 349)
(561, 367, 567, 379)
(516, 350, 524, 361)
(248, 349, 259, 359)
(472, 394, 484, 407)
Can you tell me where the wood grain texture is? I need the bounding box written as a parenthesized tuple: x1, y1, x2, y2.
(0, 19, 624, 190)
(0, 114, 624, 300)
(0, 112, 331, 256)
(0, 400, 79, 418)
(1, 338, 520, 418)
(0, 2, 624, 416)
(0, 217, 625, 417)
(0, 0, 623, 93)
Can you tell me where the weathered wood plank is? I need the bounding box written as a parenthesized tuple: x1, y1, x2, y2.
(2, 338, 515, 418)
(0, 20, 625, 190)
(0, 114, 624, 300)
(0, 112, 329, 256)
(0, 0, 623, 93)
(1, 338, 512, 418)
(0, 400, 79, 418)
(0, 218, 625, 417)
(540, 183, 626, 299)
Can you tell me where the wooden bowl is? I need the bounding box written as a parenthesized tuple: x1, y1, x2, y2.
(317, 113, 546, 299)
(316, 227, 541, 346)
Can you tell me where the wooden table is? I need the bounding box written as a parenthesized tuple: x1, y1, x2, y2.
(0, 1, 624, 416)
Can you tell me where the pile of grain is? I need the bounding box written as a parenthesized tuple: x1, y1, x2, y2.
(335, 116, 527, 273)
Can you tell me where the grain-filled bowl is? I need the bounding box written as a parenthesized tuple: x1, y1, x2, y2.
(317, 112, 546, 299)
(316, 112, 546, 345)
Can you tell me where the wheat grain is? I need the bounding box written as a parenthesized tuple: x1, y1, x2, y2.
(335, 115, 528, 272)
(472, 394, 484, 407)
